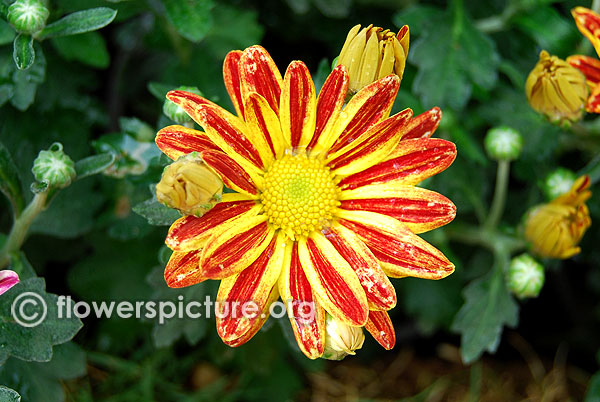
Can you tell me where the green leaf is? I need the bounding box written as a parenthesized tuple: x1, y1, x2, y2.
(10, 44, 46, 111)
(0, 277, 83, 363)
(284, 0, 310, 14)
(37, 7, 117, 39)
(148, 81, 177, 101)
(410, 12, 499, 110)
(393, 5, 444, 36)
(451, 269, 519, 364)
(147, 266, 211, 347)
(7, 251, 37, 280)
(450, 126, 488, 165)
(0, 342, 86, 402)
(12, 34, 35, 70)
(0, 386, 21, 402)
(0, 141, 25, 217)
(312, 0, 351, 18)
(133, 189, 181, 226)
(0, 19, 15, 45)
(51, 31, 110, 68)
(585, 371, 600, 402)
(92, 133, 161, 177)
(163, 0, 214, 43)
(119, 117, 155, 141)
(74, 153, 115, 180)
(205, 5, 264, 59)
(513, 6, 578, 55)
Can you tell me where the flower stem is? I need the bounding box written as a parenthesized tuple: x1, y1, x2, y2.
(0, 191, 48, 268)
(485, 159, 510, 230)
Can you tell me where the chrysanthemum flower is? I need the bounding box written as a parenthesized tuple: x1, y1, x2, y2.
(525, 175, 592, 259)
(155, 45, 457, 358)
(567, 7, 600, 113)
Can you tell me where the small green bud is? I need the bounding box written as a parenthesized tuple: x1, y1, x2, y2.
(321, 314, 364, 360)
(507, 254, 545, 299)
(163, 86, 202, 124)
(484, 126, 523, 161)
(7, 0, 49, 34)
(32, 142, 76, 189)
(542, 167, 577, 200)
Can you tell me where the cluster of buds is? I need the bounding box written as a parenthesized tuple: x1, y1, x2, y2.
(7, 0, 49, 34)
(337, 24, 409, 95)
(156, 154, 223, 217)
(31, 142, 77, 189)
(525, 175, 592, 259)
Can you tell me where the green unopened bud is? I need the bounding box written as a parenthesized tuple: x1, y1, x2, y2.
(542, 167, 577, 200)
(32, 143, 76, 189)
(322, 314, 365, 360)
(7, 0, 49, 34)
(163, 86, 202, 124)
(484, 126, 523, 161)
(507, 254, 545, 299)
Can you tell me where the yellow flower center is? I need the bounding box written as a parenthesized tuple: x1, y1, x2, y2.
(261, 152, 340, 239)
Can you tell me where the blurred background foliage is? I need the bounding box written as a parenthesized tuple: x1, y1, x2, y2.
(1, 0, 600, 400)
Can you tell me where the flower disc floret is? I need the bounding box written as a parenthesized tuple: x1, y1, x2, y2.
(261, 152, 340, 239)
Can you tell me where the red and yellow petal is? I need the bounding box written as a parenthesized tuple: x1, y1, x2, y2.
(239, 45, 283, 115)
(308, 64, 349, 153)
(365, 310, 396, 350)
(201, 150, 262, 196)
(338, 210, 454, 280)
(572, 7, 600, 58)
(223, 50, 245, 118)
(244, 93, 286, 159)
(280, 61, 317, 149)
(155, 125, 219, 160)
(328, 75, 400, 153)
(164, 249, 205, 288)
(587, 84, 600, 113)
(567, 54, 600, 86)
(216, 234, 285, 341)
(167, 91, 267, 171)
(339, 183, 456, 234)
(327, 108, 412, 177)
(279, 241, 326, 359)
(322, 224, 396, 311)
(165, 194, 259, 251)
(200, 215, 275, 279)
(339, 138, 457, 190)
(298, 233, 369, 326)
(224, 286, 280, 347)
(400, 107, 442, 140)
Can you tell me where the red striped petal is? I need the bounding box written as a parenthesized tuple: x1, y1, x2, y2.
(329, 75, 400, 153)
(223, 50, 245, 118)
(327, 109, 412, 176)
(279, 242, 326, 359)
(201, 150, 259, 196)
(239, 46, 283, 115)
(323, 224, 396, 311)
(573, 7, 600, 57)
(166, 198, 258, 251)
(567, 54, 600, 85)
(308, 65, 349, 151)
(155, 125, 219, 160)
(280, 61, 316, 148)
(164, 249, 205, 288)
(587, 84, 600, 113)
(338, 210, 454, 279)
(244, 93, 286, 159)
(400, 107, 442, 140)
(167, 91, 264, 169)
(224, 286, 279, 347)
(216, 235, 284, 341)
(299, 235, 369, 326)
(340, 184, 456, 234)
(365, 310, 396, 350)
(339, 138, 457, 190)
(200, 216, 274, 279)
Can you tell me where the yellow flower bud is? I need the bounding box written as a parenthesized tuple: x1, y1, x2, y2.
(322, 314, 365, 360)
(337, 24, 410, 95)
(156, 155, 223, 217)
(525, 175, 592, 259)
(525, 50, 589, 124)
